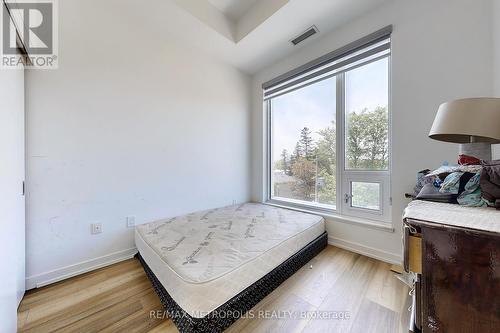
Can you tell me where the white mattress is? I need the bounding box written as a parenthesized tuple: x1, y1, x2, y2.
(404, 200, 500, 233)
(135, 202, 325, 318)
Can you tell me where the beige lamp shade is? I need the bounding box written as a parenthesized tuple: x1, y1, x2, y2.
(429, 98, 500, 143)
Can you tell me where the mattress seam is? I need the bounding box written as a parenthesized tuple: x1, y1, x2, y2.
(136, 214, 325, 284)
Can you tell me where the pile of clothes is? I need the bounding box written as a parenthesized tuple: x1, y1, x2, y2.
(412, 155, 500, 209)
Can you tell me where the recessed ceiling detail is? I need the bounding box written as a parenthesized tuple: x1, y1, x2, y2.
(128, 0, 394, 74)
(172, 0, 290, 42)
(207, 0, 260, 21)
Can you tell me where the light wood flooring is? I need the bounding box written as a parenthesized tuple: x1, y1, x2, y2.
(18, 246, 410, 333)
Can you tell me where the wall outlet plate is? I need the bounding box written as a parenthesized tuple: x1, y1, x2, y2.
(126, 216, 136, 228)
(91, 223, 102, 234)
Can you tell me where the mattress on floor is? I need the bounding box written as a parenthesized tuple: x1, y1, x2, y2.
(135, 202, 325, 318)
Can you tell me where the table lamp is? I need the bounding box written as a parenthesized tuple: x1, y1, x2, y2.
(429, 98, 500, 161)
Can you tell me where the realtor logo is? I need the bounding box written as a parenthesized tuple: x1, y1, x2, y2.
(1, 0, 58, 69)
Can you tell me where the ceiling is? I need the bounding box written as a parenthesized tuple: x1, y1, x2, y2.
(120, 0, 393, 74)
(171, 0, 290, 42)
(207, 0, 260, 21)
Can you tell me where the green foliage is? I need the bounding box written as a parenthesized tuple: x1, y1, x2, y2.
(351, 182, 380, 209)
(274, 160, 284, 170)
(291, 157, 316, 200)
(317, 170, 336, 205)
(275, 149, 290, 174)
(315, 123, 337, 204)
(275, 106, 387, 206)
(346, 107, 388, 170)
(290, 142, 301, 170)
(316, 122, 336, 175)
(299, 127, 315, 161)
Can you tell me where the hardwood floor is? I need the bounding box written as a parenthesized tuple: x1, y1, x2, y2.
(18, 246, 410, 333)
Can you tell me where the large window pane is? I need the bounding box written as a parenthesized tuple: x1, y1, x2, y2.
(270, 78, 336, 207)
(345, 58, 389, 170)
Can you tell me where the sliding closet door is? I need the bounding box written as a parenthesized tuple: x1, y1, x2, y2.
(0, 58, 25, 332)
(0, 9, 26, 332)
(14, 63, 26, 305)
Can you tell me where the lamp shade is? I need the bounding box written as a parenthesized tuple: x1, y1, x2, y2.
(429, 98, 500, 143)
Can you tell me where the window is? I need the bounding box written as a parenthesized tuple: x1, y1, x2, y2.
(345, 58, 389, 171)
(351, 182, 380, 210)
(270, 78, 337, 208)
(264, 27, 391, 223)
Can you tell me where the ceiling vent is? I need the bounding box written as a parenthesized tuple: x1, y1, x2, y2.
(290, 26, 319, 46)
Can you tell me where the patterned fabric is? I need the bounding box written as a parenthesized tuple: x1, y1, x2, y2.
(137, 233, 328, 333)
(439, 172, 464, 194)
(433, 178, 444, 188)
(458, 154, 481, 166)
(426, 164, 482, 177)
(480, 159, 500, 206)
(458, 173, 487, 207)
(413, 169, 432, 195)
(136, 203, 324, 283)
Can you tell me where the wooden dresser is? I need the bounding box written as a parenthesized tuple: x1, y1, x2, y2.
(403, 201, 500, 333)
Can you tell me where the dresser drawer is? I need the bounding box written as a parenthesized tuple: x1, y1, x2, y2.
(403, 223, 422, 274)
(408, 235, 422, 274)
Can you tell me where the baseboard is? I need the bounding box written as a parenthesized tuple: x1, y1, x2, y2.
(25, 239, 399, 289)
(328, 235, 402, 265)
(26, 247, 138, 290)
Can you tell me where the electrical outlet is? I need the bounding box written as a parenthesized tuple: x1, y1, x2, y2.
(91, 223, 102, 234)
(126, 216, 136, 228)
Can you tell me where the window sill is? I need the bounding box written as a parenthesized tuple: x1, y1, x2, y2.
(264, 200, 394, 233)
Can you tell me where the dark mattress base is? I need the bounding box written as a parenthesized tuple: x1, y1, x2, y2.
(136, 231, 328, 333)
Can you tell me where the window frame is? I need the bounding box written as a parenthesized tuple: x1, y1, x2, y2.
(265, 51, 392, 225)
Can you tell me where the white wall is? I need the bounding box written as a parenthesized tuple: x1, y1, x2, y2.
(251, 0, 494, 262)
(495, 0, 500, 96)
(25, 0, 252, 288)
(0, 53, 25, 332)
(493, 0, 500, 158)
